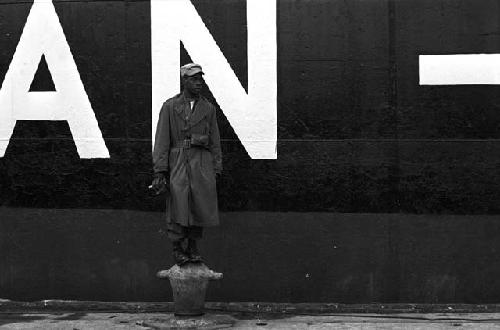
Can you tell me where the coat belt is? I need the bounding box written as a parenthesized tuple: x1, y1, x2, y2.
(173, 139, 192, 149)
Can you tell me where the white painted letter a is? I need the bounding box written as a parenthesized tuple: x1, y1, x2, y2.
(0, 0, 109, 158)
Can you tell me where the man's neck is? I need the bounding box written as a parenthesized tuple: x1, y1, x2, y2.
(183, 90, 200, 101)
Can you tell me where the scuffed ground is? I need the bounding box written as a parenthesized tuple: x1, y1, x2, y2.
(2, 312, 500, 329)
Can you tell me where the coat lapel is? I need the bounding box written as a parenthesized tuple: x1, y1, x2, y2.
(189, 96, 210, 127)
(173, 94, 188, 121)
(173, 93, 209, 127)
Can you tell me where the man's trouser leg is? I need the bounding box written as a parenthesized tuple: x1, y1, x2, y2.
(167, 223, 203, 264)
(166, 222, 186, 242)
(185, 226, 203, 262)
(167, 222, 190, 265)
(167, 223, 203, 241)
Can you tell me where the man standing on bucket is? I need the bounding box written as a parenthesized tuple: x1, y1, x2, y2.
(152, 63, 222, 266)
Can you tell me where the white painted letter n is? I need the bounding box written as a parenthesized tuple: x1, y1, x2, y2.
(151, 0, 277, 159)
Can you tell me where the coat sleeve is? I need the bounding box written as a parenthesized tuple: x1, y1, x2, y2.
(153, 102, 170, 174)
(209, 106, 223, 174)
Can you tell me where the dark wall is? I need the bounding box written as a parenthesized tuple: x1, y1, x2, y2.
(3, 208, 500, 303)
(1, 0, 500, 303)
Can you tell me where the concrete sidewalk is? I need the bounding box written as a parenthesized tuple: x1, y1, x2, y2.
(2, 312, 500, 329)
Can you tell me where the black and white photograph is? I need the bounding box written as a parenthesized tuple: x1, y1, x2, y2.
(1, 0, 500, 328)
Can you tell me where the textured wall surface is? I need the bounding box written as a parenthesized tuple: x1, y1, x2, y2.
(1, 0, 500, 303)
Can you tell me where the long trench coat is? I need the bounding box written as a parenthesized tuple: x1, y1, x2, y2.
(153, 93, 222, 227)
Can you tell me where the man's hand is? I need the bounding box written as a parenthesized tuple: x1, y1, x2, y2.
(151, 172, 168, 195)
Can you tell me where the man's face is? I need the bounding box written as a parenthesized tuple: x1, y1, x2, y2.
(183, 73, 204, 95)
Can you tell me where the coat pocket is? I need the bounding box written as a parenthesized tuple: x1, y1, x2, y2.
(190, 133, 209, 148)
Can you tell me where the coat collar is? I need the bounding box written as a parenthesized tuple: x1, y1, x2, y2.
(174, 93, 210, 126)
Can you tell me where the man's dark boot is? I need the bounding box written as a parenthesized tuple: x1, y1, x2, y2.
(172, 241, 190, 266)
(186, 239, 203, 263)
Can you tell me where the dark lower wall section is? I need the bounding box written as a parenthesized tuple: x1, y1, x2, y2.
(1, 207, 500, 303)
